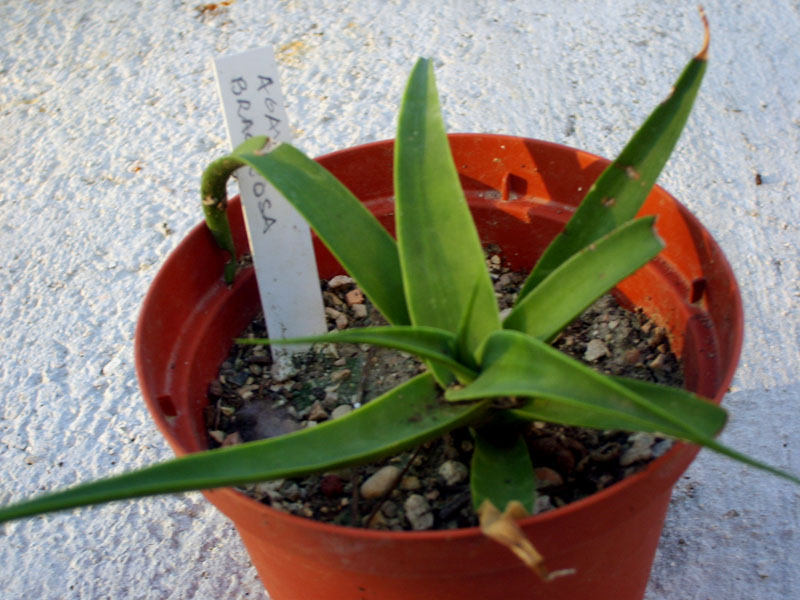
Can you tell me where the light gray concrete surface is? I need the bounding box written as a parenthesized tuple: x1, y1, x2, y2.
(1, 1, 798, 598)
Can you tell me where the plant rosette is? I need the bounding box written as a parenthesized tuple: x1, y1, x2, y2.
(1, 17, 798, 600)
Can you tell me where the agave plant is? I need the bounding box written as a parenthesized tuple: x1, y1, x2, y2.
(1, 28, 797, 559)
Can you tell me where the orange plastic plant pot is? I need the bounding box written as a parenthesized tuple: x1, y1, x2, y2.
(135, 135, 742, 600)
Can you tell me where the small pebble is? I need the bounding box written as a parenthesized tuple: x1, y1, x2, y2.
(497, 272, 515, 288)
(367, 511, 387, 529)
(404, 494, 434, 530)
(345, 289, 365, 305)
(270, 361, 297, 382)
(320, 475, 344, 497)
(623, 348, 642, 365)
(330, 405, 353, 419)
(438, 460, 468, 485)
(584, 339, 610, 361)
(323, 290, 346, 308)
(236, 387, 254, 401)
(648, 353, 667, 370)
(307, 401, 329, 422)
(320, 344, 340, 359)
(323, 390, 339, 406)
(351, 303, 368, 319)
(425, 489, 440, 501)
(381, 500, 399, 518)
(534, 467, 564, 489)
(620, 432, 655, 466)
(596, 473, 614, 489)
(401, 475, 421, 490)
(328, 275, 354, 289)
(330, 369, 351, 382)
(360, 466, 402, 499)
(248, 364, 262, 375)
(279, 481, 301, 502)
(208, 430, 226, 444)
(649, 327, 667, 347)
(253, 480, 285, 502)
(325, 307, 349, 330)
(221, 432, 242, 447)
(534, 495, 555, 514)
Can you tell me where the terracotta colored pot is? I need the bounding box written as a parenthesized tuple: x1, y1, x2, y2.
(135, 134, 742, 600)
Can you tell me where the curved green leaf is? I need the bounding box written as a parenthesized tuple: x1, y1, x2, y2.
(470, 427, 536, 513)
(446, 330, 800, 485)
(235, 142, 410, 326)
(609, 376, 726, 431)
(0, 373, 490, 524)
(238, 325, 477, 381)
(394, 58, 500, 363)
(508, 375, 727, 438)
(519, 41, 708, 298)
(199, 136, 275, 283)
(504, 217, 663, 340)
(447, 330, 725, 439)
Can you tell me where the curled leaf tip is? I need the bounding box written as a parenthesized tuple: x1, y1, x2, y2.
(697, 5, 710, 61)
(253, 137, 272, 156)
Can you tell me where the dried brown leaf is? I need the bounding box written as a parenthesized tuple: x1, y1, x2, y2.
(478, 499, 576, 582)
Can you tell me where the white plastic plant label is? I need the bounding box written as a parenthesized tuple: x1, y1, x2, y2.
(212, 47, 326, 378)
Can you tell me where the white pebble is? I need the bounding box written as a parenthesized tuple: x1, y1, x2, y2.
(360, 466, 401, 499)
(534, 495, 555, 514)
(584, 339, 610, 362)
(620, 432, 656, 466)
(404, 494, 434, 530)
(328, 275, 355, 289)
(438, 460, 468, 485)
(330, 405, 353, 419)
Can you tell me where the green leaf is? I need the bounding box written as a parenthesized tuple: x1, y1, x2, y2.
(447, 329, 725, 439)
(200, 137, 275, 283)
(610, 378, 799, 484)
(394, 58, 500, 363)
(519, 42, 708, 298)
(0, 373, 490, 524)
(509, 384, 725, 440)
(504, 217, 663, 340)
(609, 376, 727, 432)
(238, 325, 477, 381)
(235, 141, 410, 326)
(447, 330, 800, 485)
(470, 426, 536, 513)
(453, 278, 486, 372)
